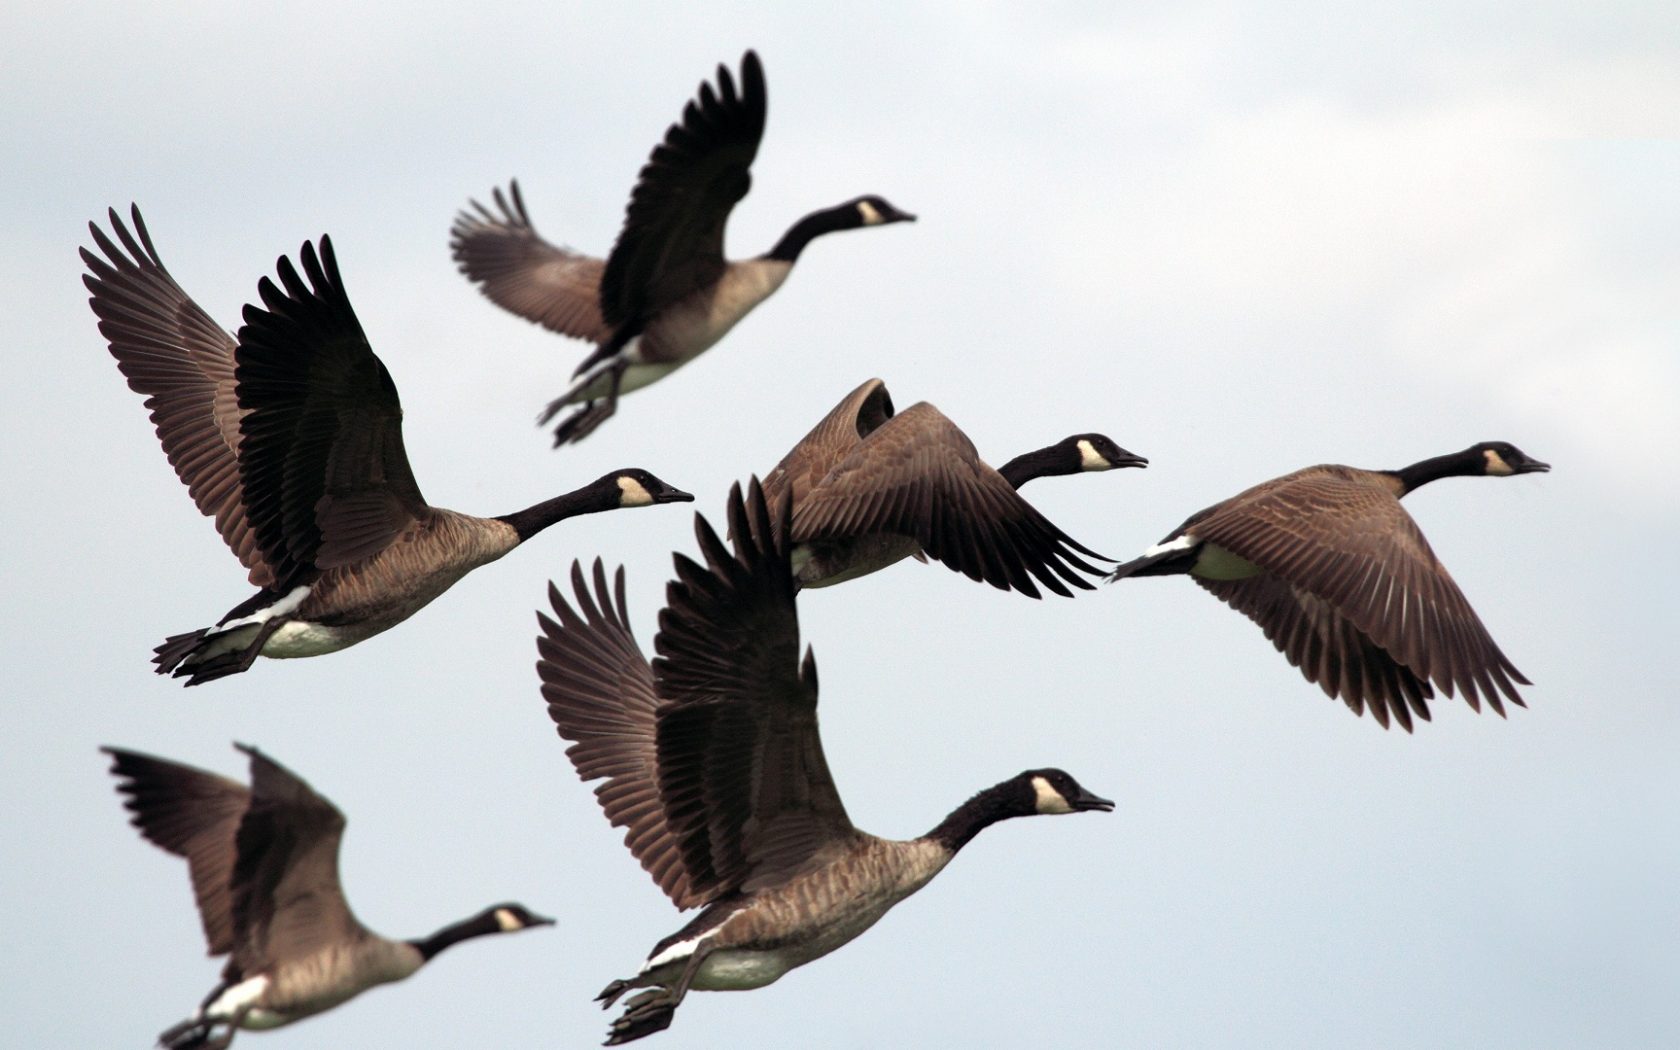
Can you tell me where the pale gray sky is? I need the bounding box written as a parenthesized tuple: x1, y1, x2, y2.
(3, 3, 1677, 1048)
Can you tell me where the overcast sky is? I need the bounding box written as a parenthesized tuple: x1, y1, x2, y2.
(3, 2, 1677, 1048)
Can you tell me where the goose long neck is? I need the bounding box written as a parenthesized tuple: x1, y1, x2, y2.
(767, 205, 853, 263)
(1388, 449, 1481, 496)
(496, 483, 616, 542)
(407, 912, 501, 963)
(997, 445, 1074, 489)
(926, 780, 1026, 855)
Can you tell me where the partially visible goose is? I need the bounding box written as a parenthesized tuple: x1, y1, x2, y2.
(762, 378, 1145, 596)
(82, 207, 692, 685)
(536, 480, 1112, 1044)
(1107, 442, 1549, 730)
(103, 744, 552, 1049)
(450, 51, 915, 446)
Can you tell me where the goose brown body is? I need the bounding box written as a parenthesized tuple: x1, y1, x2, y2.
(536, 481, 1112, 1043)
(83, 206, 691, 685)
(762, 378, 1144, 597)
(1108, 443, 1549, 730)
(451, 52, 914, 446)
(103, 745, 552, 1049)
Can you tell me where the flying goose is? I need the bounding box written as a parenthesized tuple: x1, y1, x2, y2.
(1106, 442, 1549, 730)
(103, 744, 553, 1049)
(761, 378, 1145, 596)
(450, 51, 915, 446)
(536, 480, 1113, 1044)
(82, 206, 693, 686)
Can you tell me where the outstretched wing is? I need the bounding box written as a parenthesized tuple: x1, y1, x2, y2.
(104, 746, 251, 956)
(537, 560, 701, 908)
(1192, 468, 1528, 715)
(227, 744, 360, 975)
(234, 237, 429, 588)
(597, 50, 768, 332)
(1196, 574, 1436, 731)
(789, 403, 1111, 597)
(655, 480, 855, 901)
(761, 377, 895, 520)
(82, 207, 273, 586)
(450, 180, 611, 344)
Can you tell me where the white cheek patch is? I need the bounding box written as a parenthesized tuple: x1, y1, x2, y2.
(1076, 439, 1113, 471)
(857, 200, 884, 226)
(617, 476, 655, 507)
(494, 907, 521, 932)
(1031, 776, 1075, 814)
(1483, 449, 1514, 476)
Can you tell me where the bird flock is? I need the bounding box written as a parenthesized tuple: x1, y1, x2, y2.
(83, 49, 1546, 1048)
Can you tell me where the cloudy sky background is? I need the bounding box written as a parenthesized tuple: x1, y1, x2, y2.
(3, 2, 1676, 1047)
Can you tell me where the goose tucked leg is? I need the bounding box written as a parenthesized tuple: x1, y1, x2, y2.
(545, 356, 627, 447)
(157, 618, 286, 687)
(602, 947, 709, 1046)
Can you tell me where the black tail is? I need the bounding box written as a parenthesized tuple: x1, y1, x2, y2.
(604, 989, 680, 1045)
(151, 620, 281, 686)
(1105, 544, 1199, 583)
(152, 630, 212, 676)
(157, 1016, 217, 1050)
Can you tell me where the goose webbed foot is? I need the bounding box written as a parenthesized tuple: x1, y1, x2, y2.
(596, 977, 634, 1008)
(157, 1019, 235, 1050)
(603, 987, 680, 1045)
(156, 619, 284, 687)
(550, 399, 618, 446)
(546, 358, 627, 447)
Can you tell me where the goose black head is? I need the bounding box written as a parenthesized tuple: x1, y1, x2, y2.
(1474, 442, 1550, 477)
(851, 195, 917, 227)
(1063, 434, 1149, 472)
(1019, 768, 1115, 815)
(487, 903, 557, 932)
(612, 469, 696, 508)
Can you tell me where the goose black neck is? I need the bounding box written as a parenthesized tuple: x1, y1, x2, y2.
(408, 911, 502, 962)
(767, 205, 856, 263)
(1388, 449, 1483, 496)
(997, 444, 1077, 489)
(497, 481, 618, 542)
(926, 779, 1030, 854)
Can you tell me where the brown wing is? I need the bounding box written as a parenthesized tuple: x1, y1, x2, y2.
(227, 744, 360, 976)
(761, 378, 895, 521)
(654, 480, 855, 902)
(233, 237, 429, 589)
(104, 746, 250, 956)
(1196, 574, 1436, 731)
(82, 207, 274, 587)
(450, 180, 611, 344)
(597, 51, 767, 331)
(537, 560, 700, 908)
(1193, 467, 1529, 715)
(789, 403, 1111, 598)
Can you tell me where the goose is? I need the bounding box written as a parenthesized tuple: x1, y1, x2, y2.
(82, 207, 693, 686)
(1106, 442, 1549, 730)
(103, 744, 553, 1049)
(450, 50, 915, 446)
(535, 480, 1113, 1044)
(761, 378, 1145, 596)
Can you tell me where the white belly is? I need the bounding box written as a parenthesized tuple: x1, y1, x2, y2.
(692, 948, 796, 991)
(1191, 541, 1264, 581)
(261, 619, 365, 659)
(561, 261, 793, 406)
